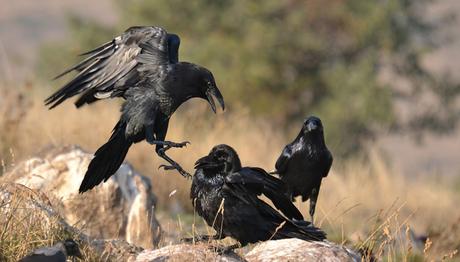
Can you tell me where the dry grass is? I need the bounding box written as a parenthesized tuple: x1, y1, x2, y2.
(1, 86, 460, 260)
(0, 183, 104, 261)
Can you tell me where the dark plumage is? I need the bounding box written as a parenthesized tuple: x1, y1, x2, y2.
(190, 144, 326, 249)
(45, 26, 225, 193)
(274, 116, 333, 224)
(19, 239, 82, 262)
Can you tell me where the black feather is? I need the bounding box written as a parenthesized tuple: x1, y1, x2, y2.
(79, 122, 132, 193)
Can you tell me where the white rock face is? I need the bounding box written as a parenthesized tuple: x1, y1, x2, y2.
(3, 145, 161, 249)
(126, 175, 161, 248)
(245, 239, 361, 262)
(135, 244, 244, 262)
(134, 239, 361, 262)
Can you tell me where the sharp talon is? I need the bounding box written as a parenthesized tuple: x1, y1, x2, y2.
(176, 141, 190, 148)
(179, 171, 192, 179)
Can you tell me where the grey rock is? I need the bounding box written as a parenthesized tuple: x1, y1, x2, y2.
(3, 145, 161, 249)
(0, 182, 142, 262)
(245, 239, 361, 262)
(135, 244, 244, 262)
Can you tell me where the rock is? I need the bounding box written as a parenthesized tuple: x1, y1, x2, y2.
(0, 183, 142, 262)
(127, 176, 162, 248)
(3, 145, 161, 249)
(89, 238, 143, 262)
(245, 239, 361, 262)
(134, 244, 244, 262)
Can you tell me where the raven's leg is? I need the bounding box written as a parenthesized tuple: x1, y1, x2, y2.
(309, 184, 321, 226)
(181, 234, 223, 243)
(149, 119, 191, 178)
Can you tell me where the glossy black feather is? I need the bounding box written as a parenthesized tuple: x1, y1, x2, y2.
(45, 26, 173, 109)
(226, 167, 304, 220)
(79, 121, 132, 192)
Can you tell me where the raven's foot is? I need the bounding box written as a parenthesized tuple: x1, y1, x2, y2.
(158, 163, 191, 178)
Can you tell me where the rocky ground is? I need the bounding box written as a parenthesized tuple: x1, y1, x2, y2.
(0, 146, 361, 261)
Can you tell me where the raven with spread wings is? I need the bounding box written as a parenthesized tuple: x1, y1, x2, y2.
(189, 144, 326, 251)
(45, 26, 225, 193)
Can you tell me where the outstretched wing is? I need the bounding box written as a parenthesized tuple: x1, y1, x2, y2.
(225, 167, 304, 220)
(45, 26, 180, 109)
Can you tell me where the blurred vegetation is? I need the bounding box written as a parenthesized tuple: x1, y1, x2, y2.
(36, 0, 460, 157)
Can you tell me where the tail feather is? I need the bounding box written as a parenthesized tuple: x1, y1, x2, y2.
(276, 220, 327, 241)
(79, 122, 132, 193)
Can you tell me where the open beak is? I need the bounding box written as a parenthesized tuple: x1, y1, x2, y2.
(194, 155, 223, 170)
(206, 86, 225, 113)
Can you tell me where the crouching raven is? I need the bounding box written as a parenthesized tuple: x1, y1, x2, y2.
(189, 144, 326, 251)
(45, 26, 225, 193)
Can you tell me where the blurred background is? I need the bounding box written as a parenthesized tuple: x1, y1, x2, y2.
(1, 0, 460, 259)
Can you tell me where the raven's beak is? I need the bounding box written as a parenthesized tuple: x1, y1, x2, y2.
(194, 154, 222, 170)
(167, 33, 180, 63)
(306, 121, 318, 132)
(206, 86, 225, 113)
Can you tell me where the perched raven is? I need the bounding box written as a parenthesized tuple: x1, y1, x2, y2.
(189, 144, 326, 250)
(19, 239, 82, 262)
(273, 116, 332, 225)
(45, 26, 225, 193)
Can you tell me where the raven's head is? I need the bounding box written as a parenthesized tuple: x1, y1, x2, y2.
(63, 239, 83, 259)
(176, 63, 225, 113)
(302, 116, 324, 137)
(195, 144, 241, 173)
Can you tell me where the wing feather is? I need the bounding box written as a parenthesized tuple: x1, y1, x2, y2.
(225, 168, 304, 220)
(45, 26, 176, 109)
